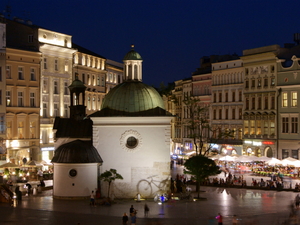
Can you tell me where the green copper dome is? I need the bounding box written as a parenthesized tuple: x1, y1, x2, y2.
(69, 76, 86, 92)
(101, 81, 165, 113)
(123, 45, 143, 60)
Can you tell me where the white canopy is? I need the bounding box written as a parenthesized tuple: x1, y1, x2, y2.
(265, 158, 282, 166)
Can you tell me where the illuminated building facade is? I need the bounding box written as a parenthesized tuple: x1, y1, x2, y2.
(5, 18, 123, 163)
(276, 46, 300, 159)
(106, 59, 124, 93)
(241, 45, 281, 157)
(211, 58, 244, 155)
(73, 43, 107, 115)
(5, 47, 40, 164)
(39, 28, 77, 162)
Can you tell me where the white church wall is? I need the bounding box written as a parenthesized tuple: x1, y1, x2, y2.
(92, 116, 172, 198)
(53, 163, 98, 198)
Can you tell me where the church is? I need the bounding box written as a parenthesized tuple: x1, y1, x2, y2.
(52, 46, 173, 199)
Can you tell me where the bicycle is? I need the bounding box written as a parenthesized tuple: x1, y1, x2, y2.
(137, 175, 170, 198)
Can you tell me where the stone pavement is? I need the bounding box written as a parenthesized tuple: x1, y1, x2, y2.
(1, 165, 300, 224)
(0, 185, 299, 225)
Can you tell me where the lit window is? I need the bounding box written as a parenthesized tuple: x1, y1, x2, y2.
(292, 92, 297, 107)
(282, 92, 288, 107)
(65, 60, 69, 72)
(250, 120, 255, 135)
(244, 120, 249, 135)
(6, 91, 10, 106)
(30, 121, 35, 138)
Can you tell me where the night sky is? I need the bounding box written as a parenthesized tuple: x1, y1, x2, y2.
(1, 0, 300, 87)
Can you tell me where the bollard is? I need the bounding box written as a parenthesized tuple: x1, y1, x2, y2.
(33, 187, 37, 195)
(12, 195, 17, 207)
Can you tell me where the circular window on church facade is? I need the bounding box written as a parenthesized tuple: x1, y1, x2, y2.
(126, 136, 138, 148)
(120, 129, 142, 152)
(69, 169, 77, 177)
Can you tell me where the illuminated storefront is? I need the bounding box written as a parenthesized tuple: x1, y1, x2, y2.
(243, 140, 275, 157)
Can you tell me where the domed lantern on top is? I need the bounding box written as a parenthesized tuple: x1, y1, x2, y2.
(68, 74, 87, 120)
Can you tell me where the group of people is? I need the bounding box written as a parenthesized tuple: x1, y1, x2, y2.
(122, 204, 150, 224)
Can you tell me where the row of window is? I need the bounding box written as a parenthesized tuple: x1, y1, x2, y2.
(213, 108, 243, 120)
(42, 103, 69, 118)
(282, 92, 297, 107)
(74, 54, 105, 70)
(282, 115, 298, 134)
(213, 91, 243, 103)
(5, 91, 36, 107)
(245, 96, 275, 110)
(6, 120, 37, 139)
(43, 58, 69, 72)
(212, 72, 243, 85)
(6, 66, 36, 81)
(78, 73, 105, 87)
(43, 80, 69, 95)
(244, 120, 275, 136)
(245, 77, 275, 89)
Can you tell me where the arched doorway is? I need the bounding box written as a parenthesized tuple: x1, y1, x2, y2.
(264, 147, 273, 157)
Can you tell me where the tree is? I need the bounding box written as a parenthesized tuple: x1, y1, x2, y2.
(99, 168, 123, 198)
(183, 96, 233, 156)
(184, 155, 220, 198)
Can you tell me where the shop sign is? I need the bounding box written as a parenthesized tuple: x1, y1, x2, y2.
(253, 141, 262, 146)
(262, 141, 274, 145)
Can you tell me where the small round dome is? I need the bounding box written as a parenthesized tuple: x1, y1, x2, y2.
(123, 45, 142, 60)
(101, 81, 165, 113)
(51, 140, 102, 163)
(68, 76, 86, 92)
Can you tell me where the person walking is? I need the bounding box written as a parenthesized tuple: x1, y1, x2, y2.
(90, 190, 95, 206)
(215, 213, 223, 225)
(122, 212, 129, 225)
(232, 215, 238, 225)
(130, 212, 137, 225)
(130, 205, 135, 215)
